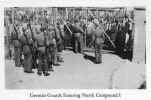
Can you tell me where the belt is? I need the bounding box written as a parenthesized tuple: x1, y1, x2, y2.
(38, 45, 45, 47)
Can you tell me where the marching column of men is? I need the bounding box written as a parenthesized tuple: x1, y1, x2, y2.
(11, 20, 64, 76)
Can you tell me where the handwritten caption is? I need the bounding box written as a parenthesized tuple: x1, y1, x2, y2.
(29, 92, 121, 99)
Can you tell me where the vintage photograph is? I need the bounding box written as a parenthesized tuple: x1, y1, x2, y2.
(4, 7, 146, 89)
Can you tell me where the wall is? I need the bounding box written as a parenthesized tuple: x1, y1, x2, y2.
(133, 9, 146, 63)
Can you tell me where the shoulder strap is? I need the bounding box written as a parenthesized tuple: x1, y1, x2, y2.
(23, 31, 29, 45)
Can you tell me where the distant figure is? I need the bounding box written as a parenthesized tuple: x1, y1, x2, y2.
(115, 21, 126, 59)
(86, 18, 95, 48)
(93, 19, 105, 64)
(72, 19, 84, 53)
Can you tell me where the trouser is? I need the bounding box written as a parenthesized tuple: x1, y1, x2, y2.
(64, 38, 70, 49)
(86, 35, 92, 47)
(57, 52, 63, 62)
(14, 47, 22, 67)
(123, 47, 133, 61)
(47, 52, 54, 68)
(57, 39, 64, 52)
(32, 49, 38, 69)
(48, 44, 58, 65)
(116, 44, 125, 58)
(5, 43, 12, 59)
(74, 34, 83, 53)
(23, 53, 33, 72)
(47, 45, 54, 68)
(37, 51, 49, 73)
(94, 43, 102, 64)
(22, 45, 33, 72)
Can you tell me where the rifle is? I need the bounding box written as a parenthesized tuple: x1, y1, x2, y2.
(22, 29, 30, 46)
(28, 22, 38, 68)
(28, 21, 38, 49)
(102, 29, 116, 48)
(58, 15, 73, 36)
(13, 24, 19, 40)
(28, 21, 35, 42)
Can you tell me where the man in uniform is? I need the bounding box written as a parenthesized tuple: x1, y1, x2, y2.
(55, 23, 64, 62)
(46, 24, 60, 67)
(123, 17, 133, 60)
(56, 22, 64, 52)
(59, 23, 65, 50)
(34, 24, 50, 76)
(63, 21, 73, 49)
(115, 19, 126, 58)
(87, 17, 95, 48)
(46, 25, 56, 71)
(93, 19, 105, 64)
(12, 22, 22, 67)
(29, 22, 38, 69)
(21, 23, 34, 73)
(72, 19, 84, 53)
(4, 15, 12, 59)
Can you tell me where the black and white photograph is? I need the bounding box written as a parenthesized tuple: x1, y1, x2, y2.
(4, 7, 146, 89)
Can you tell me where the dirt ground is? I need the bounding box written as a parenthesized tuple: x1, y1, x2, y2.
(5, 50, 145, 89)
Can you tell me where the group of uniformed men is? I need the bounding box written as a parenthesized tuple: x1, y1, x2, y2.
(9, 19, 65, 76)
(5, 8, 133, 76)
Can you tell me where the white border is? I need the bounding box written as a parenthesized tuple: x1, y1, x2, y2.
(0, 0, 151, 100)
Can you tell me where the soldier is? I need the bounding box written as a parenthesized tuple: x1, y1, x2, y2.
(21, 23, 34, 73)
(34, 25, 50, 76)
(63, 21, 73, 49)
(55, 23, 64, 62)
(93, 19, 105, 64)
(56, 22, 64, 52)
(46, 25, 56, 71)
(127, 18, 133, 61)
(72, 19, 84, 53)
(47, 24, 60, 66)
(12, 23, 22, 67)
(110, 21, 118, 44)
(59, 24, 65, 50)
(4, 15, 12, 59)
(29, 23, 38, 69)
(123, 17, 133, 60)
(115, 20, 126, 58)
(87, 17, 95, 48)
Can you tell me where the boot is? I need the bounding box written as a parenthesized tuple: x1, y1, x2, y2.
(48, 65, 54, 72)
(24, 70, 34, 73)
(43, 71, 50, 76)
(37, 71, 42, 76)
